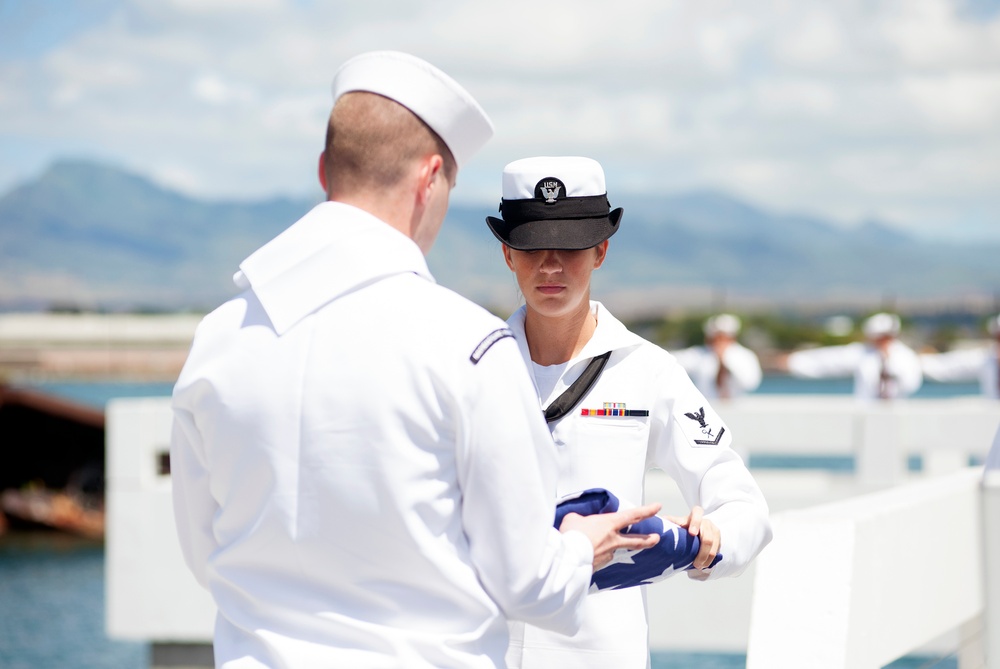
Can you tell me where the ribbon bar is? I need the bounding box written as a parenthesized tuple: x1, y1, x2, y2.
(581, 408, 650, 417)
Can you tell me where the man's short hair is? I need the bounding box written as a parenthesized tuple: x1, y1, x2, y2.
(322, 92, 456, 195)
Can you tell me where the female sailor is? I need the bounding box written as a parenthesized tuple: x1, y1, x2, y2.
(485, 156, 772, 669)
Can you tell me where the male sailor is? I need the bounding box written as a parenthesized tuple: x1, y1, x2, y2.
(920, 314, 1000, 399)
(672, 313, 763, 399)
(169, 51, 660, 669)
(779, 312, 923, 400)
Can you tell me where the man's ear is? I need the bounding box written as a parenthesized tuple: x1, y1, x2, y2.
(317, 152, 328, 194)
(416, 154, 444, 206)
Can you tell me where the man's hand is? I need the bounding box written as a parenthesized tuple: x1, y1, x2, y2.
(559, 502, 661, 571)
(665, 506, 721, 571)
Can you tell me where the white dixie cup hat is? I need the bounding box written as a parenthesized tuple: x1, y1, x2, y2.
(862, 312, 901, 339)
(704, 314, 742, 338)
(331, 50, 494, 168)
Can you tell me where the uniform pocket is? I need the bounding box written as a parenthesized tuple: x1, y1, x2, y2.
(563, 418, 649, 497)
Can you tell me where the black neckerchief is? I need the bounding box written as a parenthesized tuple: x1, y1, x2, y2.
(544, 351, 612, 423)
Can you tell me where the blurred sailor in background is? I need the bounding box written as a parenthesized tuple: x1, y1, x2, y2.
(920, 314, 1000, 399)
(672, 313, 763, 399)
(779, 312, 923, 401)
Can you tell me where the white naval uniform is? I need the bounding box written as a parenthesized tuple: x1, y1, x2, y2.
(170, 202, 594, 669)
(786, 340, 923, 400)
(919, 344, 1000, 399)
(504, 302, 772, 669)
(671, 343, 763, 399)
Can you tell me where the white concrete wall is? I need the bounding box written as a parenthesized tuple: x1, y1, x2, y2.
(716, 395, 1000, 487)
(105, 397, 215, 641)
(0, 313, 200, 345)
(745, 468, 985, 668)
(643, 467, 869, 652)
(104, 395, 1000, 658)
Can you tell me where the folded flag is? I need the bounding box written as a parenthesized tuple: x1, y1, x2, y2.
(554, 488, 722, 592)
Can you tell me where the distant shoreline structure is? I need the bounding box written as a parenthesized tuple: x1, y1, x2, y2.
(3, 304, 999, 382)
(0, 313, 199, 382)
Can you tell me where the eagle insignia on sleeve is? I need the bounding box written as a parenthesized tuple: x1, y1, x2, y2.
(684, 406, 726, 446)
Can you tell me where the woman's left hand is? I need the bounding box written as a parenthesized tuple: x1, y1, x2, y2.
(665, 505, 721, 571)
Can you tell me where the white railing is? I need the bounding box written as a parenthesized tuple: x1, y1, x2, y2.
(716, 395, 1000, 487)
(745, 467, 996, 668)
(104, 395, 1000, 666)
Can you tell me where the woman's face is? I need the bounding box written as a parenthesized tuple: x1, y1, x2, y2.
(503, 241, 608, 319)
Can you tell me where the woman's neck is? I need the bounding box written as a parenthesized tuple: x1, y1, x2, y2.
(524, 299, 597, 366)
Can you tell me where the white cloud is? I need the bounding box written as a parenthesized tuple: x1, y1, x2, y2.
(45, 46, 143, 106)
(162, 0, 285, 14)
(901, 72, 1000, 130)
(259, 94, 330, 138)
(148, 162, 206, 196)
(752, 79, 838, 118)
(775, 10, 848, 67)
(880, 0, 1000, 68)
(191, 73, 257, 105)
(1, 0, 1000, 239)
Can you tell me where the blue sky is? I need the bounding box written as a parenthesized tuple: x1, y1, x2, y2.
(2, 0, 999, 241)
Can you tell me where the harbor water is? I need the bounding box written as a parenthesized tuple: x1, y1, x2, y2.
(1, 377, 976, 669)
(0, 531, 959, 669)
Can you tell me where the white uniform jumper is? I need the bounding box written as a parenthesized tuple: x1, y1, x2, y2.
(671, 343, 763, 399)
(505, 301, 772, 669)
(920, 343, 1000, 399)
(171, 202, 594, 669)
(787, 340, 923, 400)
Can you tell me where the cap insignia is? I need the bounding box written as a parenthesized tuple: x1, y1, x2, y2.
(535, 177, 566, 204)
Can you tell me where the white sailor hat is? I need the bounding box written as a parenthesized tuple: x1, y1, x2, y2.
(485, 156, 623, 251)
(988, 314, 1000, 337)
(862, 312, 901, 338)
(331, 50, 494, 168)
(704, 314, 742, 338)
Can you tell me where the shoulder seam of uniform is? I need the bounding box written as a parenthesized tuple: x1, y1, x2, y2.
(470, 327, 515, 365)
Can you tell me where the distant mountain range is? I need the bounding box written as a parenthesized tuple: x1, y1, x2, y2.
(2, 159, 998, 314)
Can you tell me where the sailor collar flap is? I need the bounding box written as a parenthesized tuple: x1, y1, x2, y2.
(577, 302, 644, 360)
(507, 301, 645, 377)
(235, 202, 434, 335)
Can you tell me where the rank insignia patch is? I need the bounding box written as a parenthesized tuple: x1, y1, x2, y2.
(684, 406, 726, 445)
(470, 328, 514, 364)
(581, 402, 649, 418)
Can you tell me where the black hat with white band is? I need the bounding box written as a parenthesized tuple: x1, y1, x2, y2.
(485, 156, 623, 251)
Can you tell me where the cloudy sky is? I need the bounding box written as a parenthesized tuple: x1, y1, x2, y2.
(2, 0, 999, 241)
